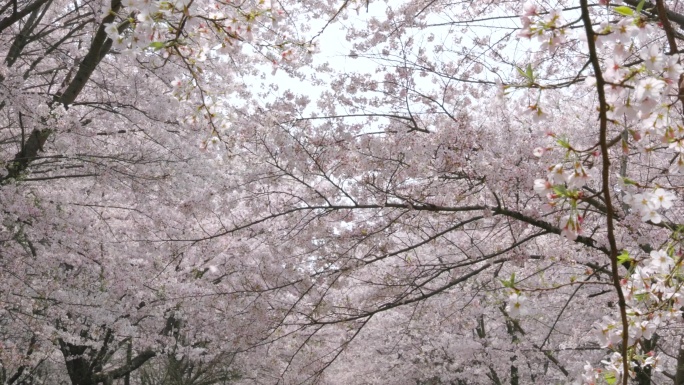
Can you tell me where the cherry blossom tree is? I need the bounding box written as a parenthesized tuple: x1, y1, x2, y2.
(5, 0, 684, 384)
(183, 0, 684, 384)
(0, 0, 338, 383)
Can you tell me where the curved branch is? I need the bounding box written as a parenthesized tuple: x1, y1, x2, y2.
(2, 0, 122, 182)
(580, 2, 630, 383)
(0, 0, 49, 34)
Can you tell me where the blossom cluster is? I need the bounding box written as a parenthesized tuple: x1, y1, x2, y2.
(581, 351, 658, 385)
(582, 247, 681, 383)
(623, 188, 675, 224)
(533, 160, 592, 240)
(102, 0, 283, 57)
(521, 2, 684, 383)
(519, 1, 567, 52)
(594, 15, 684, 167)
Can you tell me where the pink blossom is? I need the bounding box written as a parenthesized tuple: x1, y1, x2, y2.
(547, 164, 566, 184)
(649, 250, 674, 273)
(533, 178, 553, 196)
(635, 78, 666, 101)
(640, 45, 665, 72)
(522, 1, 538, 16)
(560, 215, 580, 240)
(652, 188, 675, 209)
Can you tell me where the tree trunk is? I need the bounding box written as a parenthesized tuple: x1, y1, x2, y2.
(675, 336, 684, 385)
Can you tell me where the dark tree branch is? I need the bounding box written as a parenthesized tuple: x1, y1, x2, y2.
(624, 0, 684, 30)
(675, 341, 684, 385)
(581, 2, 630, 383)
(6, 336, 36, 385)
(93, 349, 156, 381)
(0, 0, 49, 34)
(57, 0, 121, 107)
(2, 0, 122, 182)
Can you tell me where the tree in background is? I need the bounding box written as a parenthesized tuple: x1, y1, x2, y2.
(0, 0, 332, 383)
(189, 0, 684, 384)
(4, 0, 684, 384)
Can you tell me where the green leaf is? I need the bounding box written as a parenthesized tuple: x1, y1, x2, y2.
(604, 372, 617, 385)
(553, 185, 568, 196)
(621, 176, 638, 185)
(635, 292, 649, 301)
(555, 136, 571, 149)
(614, 6, 634, 16)
(516, 64, 534, 83)
(617, 250, 631, 264)
(149, 41, 165, 50)
(526, 64, 534, 80)
(500, 272, 516, 288)
(636, 0, 646, 13)
(516, 66, 527, 79)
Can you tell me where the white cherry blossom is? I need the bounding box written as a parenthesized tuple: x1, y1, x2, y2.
(635, 78, 666, 101)
(640, 45, 665, 72)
